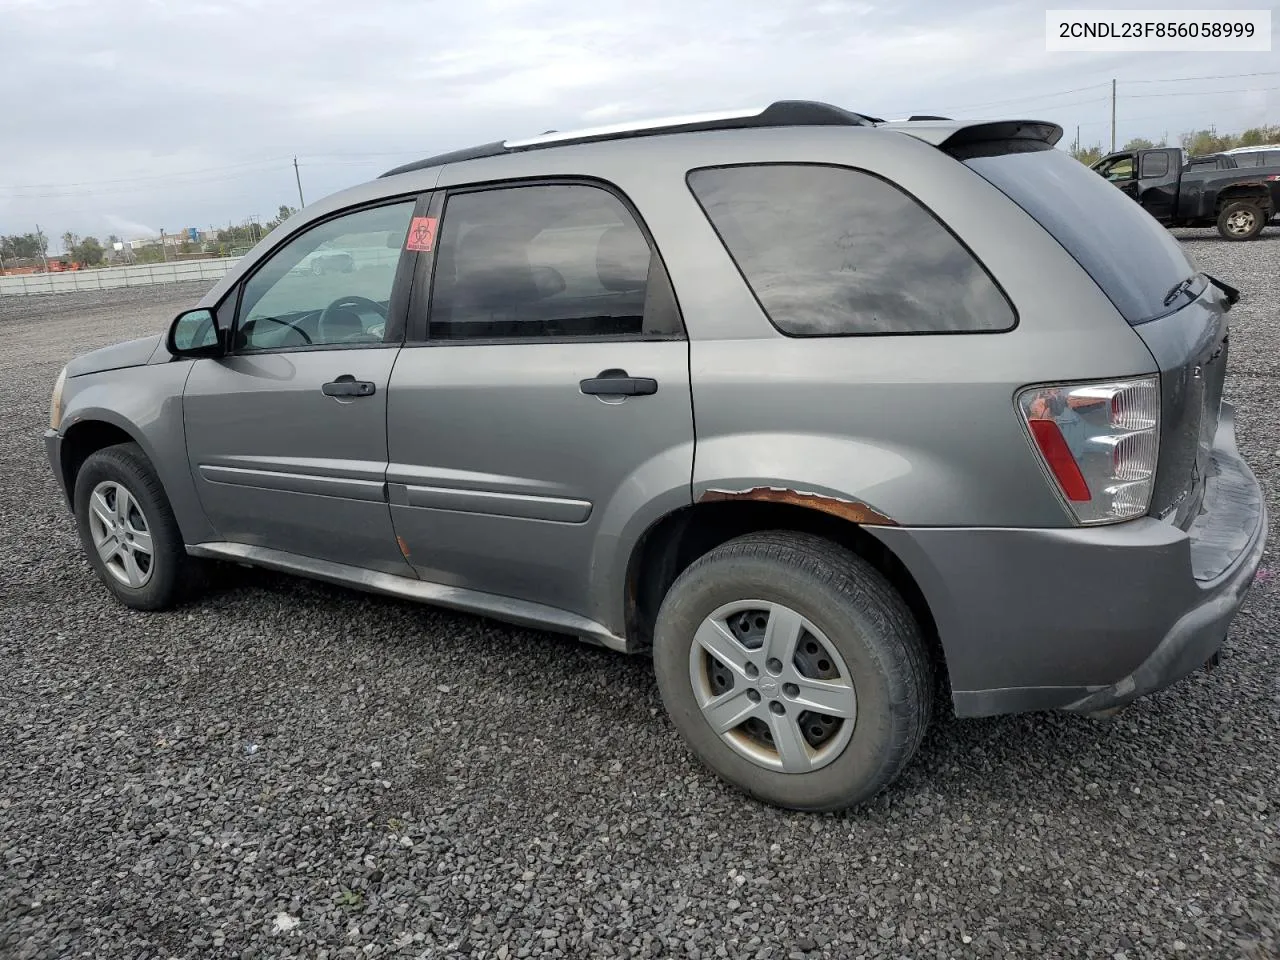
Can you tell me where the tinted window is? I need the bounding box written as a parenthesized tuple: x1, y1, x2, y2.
(687, 164, 1014, 336)
(965, 148, 1199, 326)
(1139, 152, 1169, 178)
(428, 184, 676, 341)
(236, 202, 414, 351)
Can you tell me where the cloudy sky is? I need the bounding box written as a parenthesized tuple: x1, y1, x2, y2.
(2, 0, 1276, 250)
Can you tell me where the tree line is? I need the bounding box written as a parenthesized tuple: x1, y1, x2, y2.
(1, 204, 299, 268)
(1069, 123, 1280, 166)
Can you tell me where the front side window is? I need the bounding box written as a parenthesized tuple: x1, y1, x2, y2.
(235, 201, 415, 351)
(687, 164, 1015, 336)
(428, 184, 676, 341)
(1097, 155, 1136, 181)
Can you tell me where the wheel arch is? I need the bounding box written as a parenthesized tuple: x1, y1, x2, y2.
(59, 414, 148, 498)
(624, 499, 948, 700)
(1215, 184, 1272, 211)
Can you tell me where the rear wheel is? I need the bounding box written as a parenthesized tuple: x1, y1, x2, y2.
(73, 442, 200, 610)
(652, 531, 933, 811)
(1217, 200, 1267, 241)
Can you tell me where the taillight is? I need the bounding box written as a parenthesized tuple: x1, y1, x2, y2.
(1017, 377, 1160, 524)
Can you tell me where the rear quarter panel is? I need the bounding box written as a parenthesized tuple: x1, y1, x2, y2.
(639, 128, 1159, 527)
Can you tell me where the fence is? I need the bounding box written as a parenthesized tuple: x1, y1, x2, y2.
(0, 257, 242, 297)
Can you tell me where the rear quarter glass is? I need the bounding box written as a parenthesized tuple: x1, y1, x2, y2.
(963, 149, 1200, 326)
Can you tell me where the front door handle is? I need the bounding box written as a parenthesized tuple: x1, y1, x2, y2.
(322, 375, 376, 398)
(579, 369, 658, 397)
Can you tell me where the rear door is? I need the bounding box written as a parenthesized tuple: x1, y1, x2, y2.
(384, 180, 694, 621)
(184, 199, 421, 574)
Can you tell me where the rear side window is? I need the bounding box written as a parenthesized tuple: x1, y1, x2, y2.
(1139, 152, 1169, 178)
(687, 164, 1015, 336)
(964, 148, 1199, 326)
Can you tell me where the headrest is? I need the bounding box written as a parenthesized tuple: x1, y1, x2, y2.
(452, 226, 541, 307)
(596, 225, 651, 292)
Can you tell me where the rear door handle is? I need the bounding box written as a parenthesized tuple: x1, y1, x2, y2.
(322, 375, 376, 398)
(579, 369, 658, 397)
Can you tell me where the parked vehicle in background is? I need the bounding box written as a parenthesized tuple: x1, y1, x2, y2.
(44, 103, 1266, 811)
(1223, 144, 1280, 167)
(294, 241, 355, 275)
(1092, 146, 1280, 239)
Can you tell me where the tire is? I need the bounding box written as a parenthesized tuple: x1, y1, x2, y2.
(653, 531, 933, 812)
(1217, 200, 1267, 241)
(72, 442, 200, 611)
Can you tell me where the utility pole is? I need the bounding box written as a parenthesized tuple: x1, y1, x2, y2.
(35, 224, 48, 271)
(160, 228, 169, 262)
(293, 156, 305, 208)
(1110, 78, 1117, 153)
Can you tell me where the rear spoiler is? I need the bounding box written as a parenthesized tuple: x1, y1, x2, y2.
(1205, 273, 1241, 309)
(883, 119, 1064, 159)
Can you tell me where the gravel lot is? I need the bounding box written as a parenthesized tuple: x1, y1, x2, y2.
(2, 236, 1278, 960)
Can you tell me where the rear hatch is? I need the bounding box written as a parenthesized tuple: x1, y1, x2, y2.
(941, 129, 1232, 527)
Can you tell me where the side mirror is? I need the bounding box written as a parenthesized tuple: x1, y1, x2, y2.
(167, 308, 224, 358)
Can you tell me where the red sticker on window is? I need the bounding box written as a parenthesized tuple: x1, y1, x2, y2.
(405, 216, 438, 252)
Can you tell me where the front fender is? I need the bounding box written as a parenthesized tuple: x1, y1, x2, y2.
(58, 362, 214, 544)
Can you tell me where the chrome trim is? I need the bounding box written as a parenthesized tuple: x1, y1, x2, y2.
(503, 107, 766, 148)
(185, 541, 631, 652)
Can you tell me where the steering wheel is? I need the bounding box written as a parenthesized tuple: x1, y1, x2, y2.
(247, 315, 313, 344)
(319, 295, 388, 323)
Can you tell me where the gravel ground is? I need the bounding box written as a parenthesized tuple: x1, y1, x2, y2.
(2, 239, 1278, 960)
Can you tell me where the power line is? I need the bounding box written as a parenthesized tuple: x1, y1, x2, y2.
(884, 70, 1280, 119)
(5, 156, 294, 190)
(965, 96, 1111, 123)
(884, 83, 1110, 116)
(1125, 84, 1280, 99)
(4, 150, 424, 192)
(1124, 70, 1280, 84)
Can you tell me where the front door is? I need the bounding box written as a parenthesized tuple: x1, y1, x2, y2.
(1136, 148, 1182, 222)
(385, 181, 694, 624)
(184, 199, 419, 575)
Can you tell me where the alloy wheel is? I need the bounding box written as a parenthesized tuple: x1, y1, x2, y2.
(1226, 209, 1257, 236)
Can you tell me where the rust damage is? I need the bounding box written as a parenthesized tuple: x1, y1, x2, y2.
(698, 486, 896, 526)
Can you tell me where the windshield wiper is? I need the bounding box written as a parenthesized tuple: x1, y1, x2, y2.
(1162, 276, 1196, 307)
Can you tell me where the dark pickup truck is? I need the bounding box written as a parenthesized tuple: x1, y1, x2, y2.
(1091, 146, 1280, 240)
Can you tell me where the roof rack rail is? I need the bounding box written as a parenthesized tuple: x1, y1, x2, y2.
(379, 100, 884, 178)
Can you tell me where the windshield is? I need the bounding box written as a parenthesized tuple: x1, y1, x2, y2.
(964, 147, 1200, 326)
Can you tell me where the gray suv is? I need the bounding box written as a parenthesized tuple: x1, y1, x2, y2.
(45, 102, 1266, 811)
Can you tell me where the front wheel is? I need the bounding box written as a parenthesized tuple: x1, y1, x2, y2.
(1217, 200, 1268, 241)
(652, 532, 933, 811)
(73, 442, 201, 610)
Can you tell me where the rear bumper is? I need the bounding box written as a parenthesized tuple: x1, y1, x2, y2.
(873, 402, 1266, 718)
